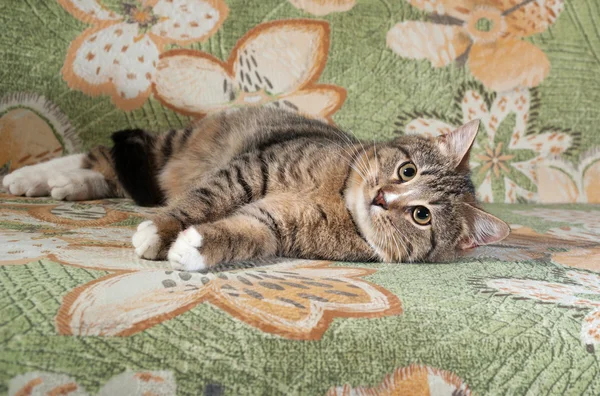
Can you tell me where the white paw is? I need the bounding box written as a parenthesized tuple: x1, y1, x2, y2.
(168, 226, 206, 272)
(132, 220, 163, 259)
(2, 166, 50, 196)
(48, 169, 107, 201)
(3, 155, 87, 198)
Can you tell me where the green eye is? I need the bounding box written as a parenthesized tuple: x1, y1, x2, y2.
(398, 162, 417, 182)
(412, 206, 431, 225)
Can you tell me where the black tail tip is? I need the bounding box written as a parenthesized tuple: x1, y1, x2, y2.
(110, 128, 165, 207)
(111, 129, 154, 144)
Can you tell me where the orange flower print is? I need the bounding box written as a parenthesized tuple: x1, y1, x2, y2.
(461, 224, 594, 263)
(536, 149, 600, 204)
(57, 260, 402, 339)
(387, 0, 564, 92)
(511, 208, 600, 243)
(59, 0, 229, 110)
(8, 371, 175, 395)
(551, 248, 600, 272)
(288, 0, 356, 16)
(0, 198, 154, 268)
(327, 365, 472, 396)
(486, 270, 600, 352)
(0, 93, 80, 174)
(152, 19, 346, 124)
(0, 198, 401, 340)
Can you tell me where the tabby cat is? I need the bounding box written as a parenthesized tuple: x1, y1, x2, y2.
(3, 107, 509, 271)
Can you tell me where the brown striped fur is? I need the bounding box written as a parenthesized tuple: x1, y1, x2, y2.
(9, 107, 510, 267)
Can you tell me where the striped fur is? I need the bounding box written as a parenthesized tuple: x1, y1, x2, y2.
(5, 108, 510, 267)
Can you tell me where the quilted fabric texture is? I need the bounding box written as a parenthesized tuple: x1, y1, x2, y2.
(1, 0, 600, 395)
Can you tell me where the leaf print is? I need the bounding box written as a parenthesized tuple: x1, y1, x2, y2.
(485, 269, 600, 351)
(396, 84, 573, 203)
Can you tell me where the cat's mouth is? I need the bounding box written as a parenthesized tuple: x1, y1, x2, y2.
(371, 189, 388, 210)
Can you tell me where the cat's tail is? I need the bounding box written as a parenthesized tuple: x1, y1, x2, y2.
(90, 129, 165, 207)
(3, 127, 190, 206)
(96, 127, 193, 206)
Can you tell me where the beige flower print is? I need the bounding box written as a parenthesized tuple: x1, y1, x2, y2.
(59, 0, 228, 110)
(486, 269, 600, 352)
(152, 19, 346, 124)
(387, 0, 564, 92)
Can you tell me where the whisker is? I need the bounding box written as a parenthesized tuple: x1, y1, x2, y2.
(372, 140, 380, 186)
(314, 140, 370, 182)
(386, 218, 409, 262)
(328, 129, 373, 183)
(388, 220, 413, 263)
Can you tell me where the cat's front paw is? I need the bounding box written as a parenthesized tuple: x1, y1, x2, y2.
(167, 226, 207, 272)
(132, 220, 167, 260)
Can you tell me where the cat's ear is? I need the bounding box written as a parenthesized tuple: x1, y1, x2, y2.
(460, 204, 510, 250)
(436, 119, 480, 170)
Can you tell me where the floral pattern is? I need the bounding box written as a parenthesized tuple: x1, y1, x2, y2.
(485, 270, 600, 352)
(395, 83, 574, 203)
(1, 199, 600, 392)
(387, 0, 564, 92)
(152, 19, 346, 123)
(0, 196, 401, 340)
(327, 365, 472, 395)
(0, 93, 80, 175)
(8, 370, 175, 395)
(59, 0, 228, 109)
(511, 207, 600, 243)
(57, 259, 402, 339)
(536, 149, 600, 203)
(288, 0, 356, 16)
(462, 224, 594, 263)
(3, 0, 600, 393)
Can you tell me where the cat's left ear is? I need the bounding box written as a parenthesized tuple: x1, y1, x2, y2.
(436, 119, 480, 170)
(460, 204, 510, 250)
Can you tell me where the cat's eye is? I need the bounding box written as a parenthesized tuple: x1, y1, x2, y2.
(398, 162, 417, 182)
(412, 206, 431, 225)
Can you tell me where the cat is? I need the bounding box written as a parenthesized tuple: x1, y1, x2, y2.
(3, 107, 509, 271)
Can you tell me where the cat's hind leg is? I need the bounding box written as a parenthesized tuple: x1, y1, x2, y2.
(2, 147, 121, 200)
(3, 154, 87, 197)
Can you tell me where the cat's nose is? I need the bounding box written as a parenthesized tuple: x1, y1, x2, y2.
(371, 189, 388, 210)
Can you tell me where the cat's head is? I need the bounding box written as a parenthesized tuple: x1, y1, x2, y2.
(345, 120, 510, 262)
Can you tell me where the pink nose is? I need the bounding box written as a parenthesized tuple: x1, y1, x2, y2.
(371, 189, 388, 210)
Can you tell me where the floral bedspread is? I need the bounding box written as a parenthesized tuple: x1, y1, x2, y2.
(2, 0, 600, 394)
(1, 195, 600, 395)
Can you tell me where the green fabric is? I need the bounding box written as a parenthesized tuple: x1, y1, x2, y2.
(1, 0, 598, 148)
(2, 0, 600, 394)
(1, 197, 600, 394)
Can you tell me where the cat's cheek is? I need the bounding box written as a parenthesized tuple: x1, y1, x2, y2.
(167, 227, 207, 272)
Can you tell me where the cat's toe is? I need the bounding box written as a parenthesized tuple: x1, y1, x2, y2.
(168, 227, 206, 272)
(48, 170, 105, 201)
(132, 220, 164, 260)
(48, 173, 75, 200)
(3, 170, 50, 197)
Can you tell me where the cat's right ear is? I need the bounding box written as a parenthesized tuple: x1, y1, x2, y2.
(436, 119, 480, 170)
(460, 204, 511, 250)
